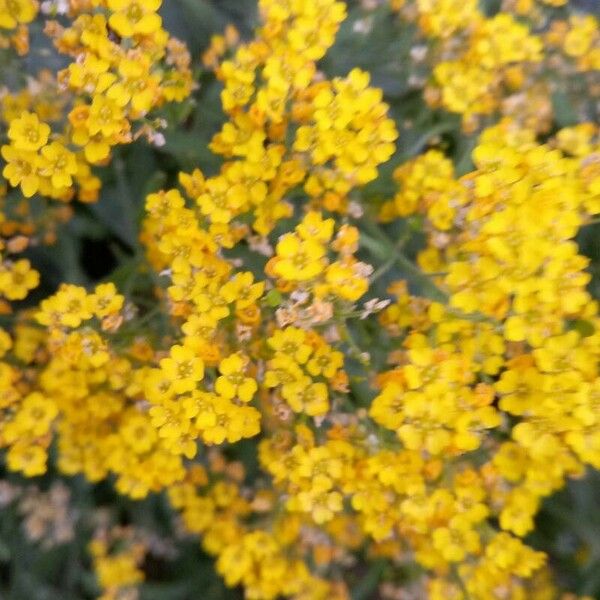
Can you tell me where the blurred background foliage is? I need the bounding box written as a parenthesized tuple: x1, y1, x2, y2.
(1, 0, 600, 598)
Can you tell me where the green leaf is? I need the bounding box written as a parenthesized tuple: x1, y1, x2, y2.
(265, 289, 283, 307)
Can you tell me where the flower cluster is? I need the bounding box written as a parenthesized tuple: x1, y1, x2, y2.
(205, 0, 397, 233)
(2, 0, 191, 198)
(90, 526, 146, 600)
(0, 0, 193, 319)
(393, 0, 600, 131)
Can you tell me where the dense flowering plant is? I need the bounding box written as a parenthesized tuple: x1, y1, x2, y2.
(0, 0, 599, 598)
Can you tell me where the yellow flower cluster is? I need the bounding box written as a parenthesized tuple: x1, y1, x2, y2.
(169, 459, 346, 600)
(0, 0, 37, 38)
(270, 211, 370, 302)
(0, 2, 33, 57)
(204, 0, 397, 232)
(370, 118, 600, 594)
(266, 325, 344, 417)
(89, 527, 146, 600)
(394, 0, 599, 131)
(0, 0, 599, 599)
(0, 0, 193, 316)
(2, 111, 81, 198)
(1, 0, 192, 200)
(430, 10, 542, 124)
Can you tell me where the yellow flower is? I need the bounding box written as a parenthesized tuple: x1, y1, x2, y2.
(107, 0, 162, 38)
(121, 412, 158, 454)
(296, 211, 335, 243)
(39, 142, 78, 189)
(12, 392, 58, 438)
(499, 489, 539, 536)
(160, 344, 205, 394)
(268, 327, 313, 364)
(306, 345, 344, 378)
(281, 379, 329, 416)
(7, 442, 47, 477)
(197, 175, 245, 224)
(0, 259, 39, 300)
(86, 96, 126, 138)
(90, 282, 125, 318)
(199, 397, 260, 444)
(264, 355, 305, 388)
(220, 272, 265, 309)
(484, 533, 546, 577)
(215, 354, 257, 402)
(295, 489, 343, 524)
(274, 233, 326, 281)
(108, 57, 160, 114)
(0, 0, 37, 29)
(432, 526, 480, 562)
(36, 284, 94, 329)
(8, 112, 51, 151)
(324, 260, 369, 301)
(144, 368, 176, 404)
(1, 144, 40, 197)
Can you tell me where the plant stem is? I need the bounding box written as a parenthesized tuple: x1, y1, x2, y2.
(339, 320, 370, 366)
(369, 228, 412, 284)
